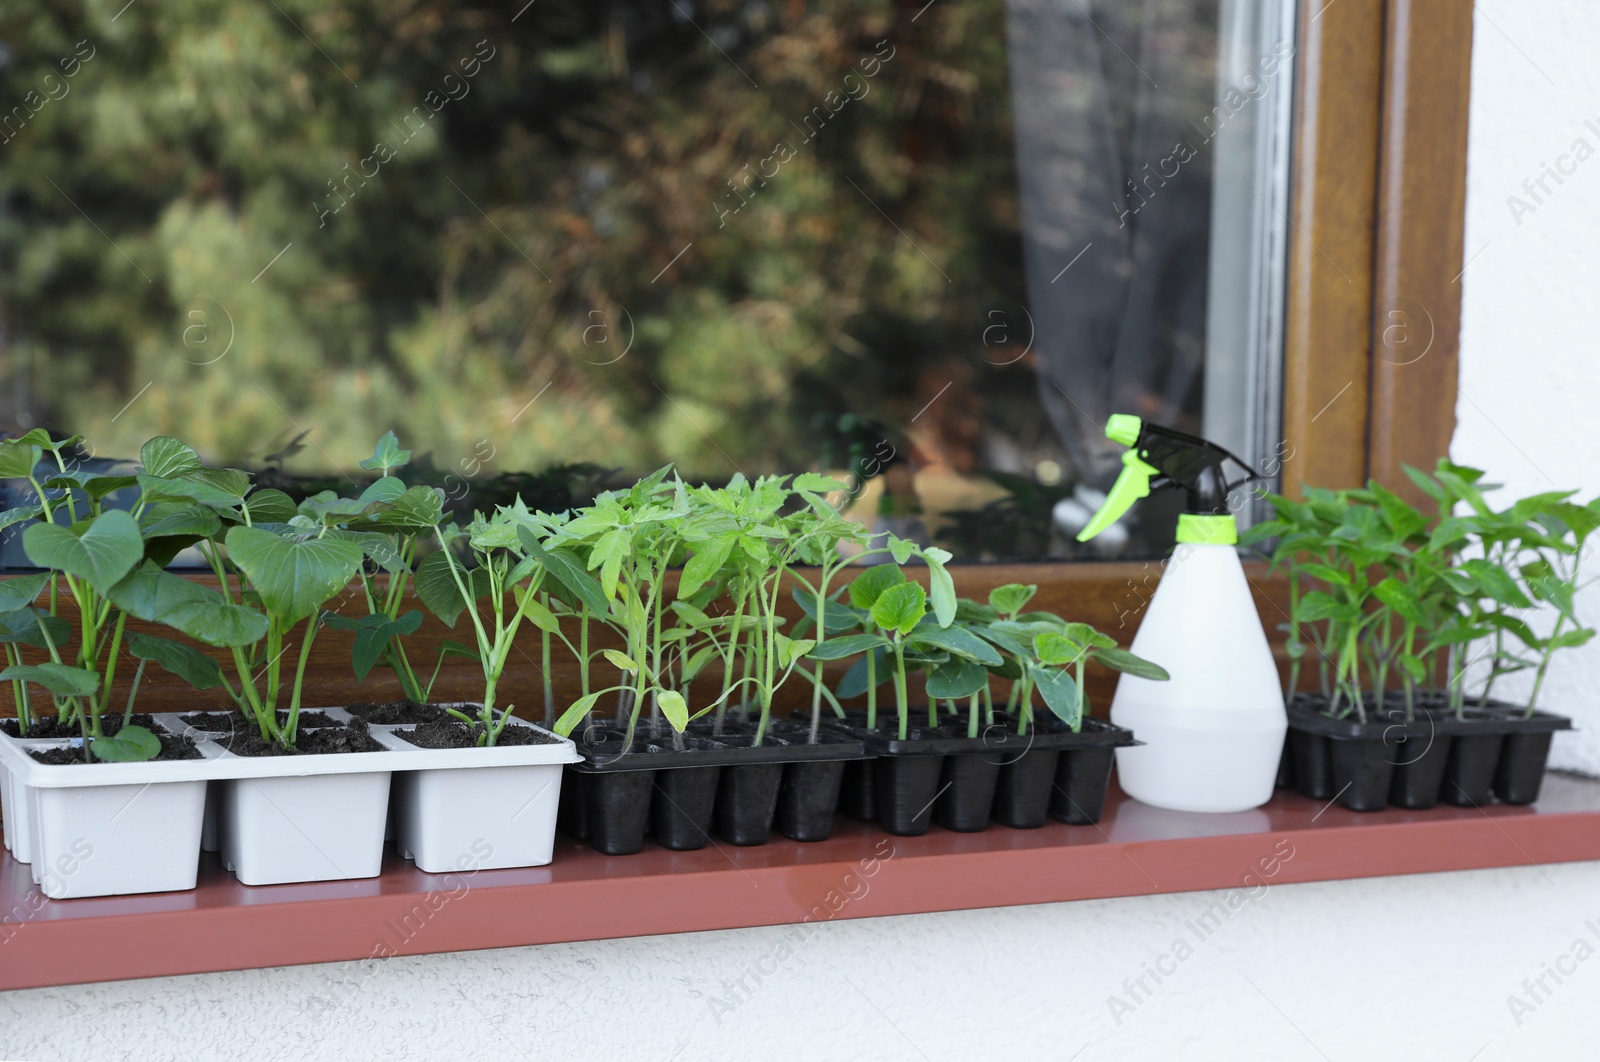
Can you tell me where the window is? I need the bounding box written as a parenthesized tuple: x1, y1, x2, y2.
(6, 2, 1290, 562)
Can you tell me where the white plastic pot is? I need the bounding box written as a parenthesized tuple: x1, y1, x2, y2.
(1, 758, 33, 863)
(0, 738, 217, 898)
(219, 772, 391, 886)
(371, 705, 578, 873)
(391, 761, 567, 872)
(0, 707, 580, 896)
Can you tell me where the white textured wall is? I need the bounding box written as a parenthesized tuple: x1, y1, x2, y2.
(6, 5, 1600, 1059)
(1455, 0, 1600, 773)
(3, 862, 1600, 1061)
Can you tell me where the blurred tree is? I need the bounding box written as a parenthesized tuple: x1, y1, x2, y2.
(0, 0, 1032, 484)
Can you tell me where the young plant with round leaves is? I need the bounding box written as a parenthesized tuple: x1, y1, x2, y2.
(321, 434, 455, 704)
(812, 569, 994, 741)
(783, 473, 956, 742)
(0, 433, 268, 758)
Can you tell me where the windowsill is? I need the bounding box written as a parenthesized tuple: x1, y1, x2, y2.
(5, 773, 1600, 992)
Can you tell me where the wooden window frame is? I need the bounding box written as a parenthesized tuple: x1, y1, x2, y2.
(1, 1, 1473, 717)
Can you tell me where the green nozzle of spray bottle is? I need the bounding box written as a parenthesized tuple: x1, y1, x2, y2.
(1078, 416, 1259, 546)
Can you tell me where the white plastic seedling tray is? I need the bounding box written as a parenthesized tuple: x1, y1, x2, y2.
(0, 705, 580, 894)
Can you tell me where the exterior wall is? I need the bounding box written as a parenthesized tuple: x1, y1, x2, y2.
(1454, 0, 1600, 775)
(4, 862, 1600, 1061)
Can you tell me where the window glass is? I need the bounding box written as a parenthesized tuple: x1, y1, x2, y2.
(0, 0, 1294, 561)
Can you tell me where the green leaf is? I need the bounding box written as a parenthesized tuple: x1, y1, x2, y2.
(1402, 465, 1448, 506)
(359, 432, 412, 475)
(138, 473, 245, 510)
(808, 633, 891, 660)
(91, 725, 162, 763)
(142, 504, 223, 542)
(775, 633, 816, 669)
(838, 646, 891, 698)
(0, 573, 49, 612)
(1035, 668, 1081, 727)
(140, 437, 204, 479)
(555, 690, 604, 736)
(589, 528, 629, 600)
(790, 587, 860, 635)
(847, 563, 906, 610)
(44, 472, 139, 501)
(1093, 647, 1171, 681)
(680, 532, 735, 599)
(792, 472, 847, 493)
(0, 440, 41, 479)
(681, 645, 718, 683)
(1547, 628, 1596, 651)
(658, 689, 689, 732)
(1462, 559, 1532, 608)
(1373, 577, 1427, 627)
(359, 476, 408, 505)
(523, 595, 560, 635)
(926, 553, 956, 629)
(909, 622, 1004, 666)
(1032, 631, 1084, 667)
(601, 648, 639, 672)
(1296, 590, 1359, 625)
(223, 526, 363, 626)
(372, 486, 445, 530)
(1298, 562, 1352, 588)
(900, 645, 950, 668)
(0, 504, 42, 532)
(0, 663, 99, 697)
(870, 581, 926, 636)
(0, 608, 70, 649)
(974, 623, 1030, 657)
(1370, 482, 1427, 540)
(988, 583, 1038, 618)
(23, 510, 145, 592)
(9, 429, 77, 453)
(517, 528, 607, 616)
(888, 536, 915, 564)
(438, 639, 482, 663)
(107, 564, 268, 648)
(320, 611, 425, 681)
(244, 489, 299, 524)
(298, 491, 379, 524)
(413, 550, 490, 628)
(926, 659, 987, 699)
(1398, 653, 1427, 684)
(127, 632, 226, 691)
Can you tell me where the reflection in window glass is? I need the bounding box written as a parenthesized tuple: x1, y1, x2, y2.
(0, 0, 1292, 561)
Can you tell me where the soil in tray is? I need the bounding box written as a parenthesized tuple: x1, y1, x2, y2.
(395, 719, 559, 749)
(346, 700, 452, 725)
(28, 733, 202, 764)
(3, 713, 159, 739)
(220, 721, 384, 757)
(178, 710, 342, 731)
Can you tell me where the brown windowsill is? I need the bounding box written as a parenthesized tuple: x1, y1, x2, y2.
(4, 772, 1599, 992)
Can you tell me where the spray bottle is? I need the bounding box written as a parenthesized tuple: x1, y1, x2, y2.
(1077, 415, 1286, 813)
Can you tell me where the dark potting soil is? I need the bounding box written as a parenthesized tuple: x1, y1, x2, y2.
(28, 733, 202, 765)
(3, 714, 159, 739)
(345, 700, 452, 725)
(221, 721, 384, 757)
(396, 719, 558, 749)
(178, 710, 341, 731)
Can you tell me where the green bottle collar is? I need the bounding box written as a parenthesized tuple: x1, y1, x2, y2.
(1176, 513, 1238, 545)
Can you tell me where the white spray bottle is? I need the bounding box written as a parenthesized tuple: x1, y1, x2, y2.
(1077, 415, 1286, 813)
